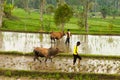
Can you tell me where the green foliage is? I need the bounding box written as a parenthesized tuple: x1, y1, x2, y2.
(2, 19, 7, 28)
(46, 4, 55, 14)
(54, 4, 73, 26)
(43, 18, 51, 32)
(76, 12, 84, 29)
(100, 7, 107, 18)
(55, 73, 60, 80)
(5, 70, 12, 77)
(77, 18, 84, 29)
(108, 23, 114, 30)
(14, 0, 24, 8)
(4, 2, 14, 18)
(1, 8, 120, 34)
(1, 68, 120, 80)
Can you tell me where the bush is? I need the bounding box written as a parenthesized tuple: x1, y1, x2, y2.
(5, 70, 12, 77)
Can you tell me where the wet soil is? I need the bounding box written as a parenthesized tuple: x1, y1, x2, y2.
(0, 54, 120, 75)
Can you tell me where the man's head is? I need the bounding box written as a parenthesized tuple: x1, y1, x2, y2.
(67, 29, 70, 31)
(77, 41, 80, 46)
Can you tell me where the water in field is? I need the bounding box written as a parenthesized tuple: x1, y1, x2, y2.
(0, 31, 120, 55)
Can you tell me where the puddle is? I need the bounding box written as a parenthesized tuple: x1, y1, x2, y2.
(0, 54, 120, 74)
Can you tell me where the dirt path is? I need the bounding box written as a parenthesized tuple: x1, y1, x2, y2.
(0, 54, 120, 74)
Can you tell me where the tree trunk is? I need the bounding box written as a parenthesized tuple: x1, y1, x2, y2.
(40, 0, 46, 31)
(113, 15, 116, 19)
(61, 23, 64, 32)
(24, 0, 30, 14)
(0, 0, 4, 28)
(11, 0, 14, 5)
(84, 0, 89, 33)
(0, 12, 2, 28)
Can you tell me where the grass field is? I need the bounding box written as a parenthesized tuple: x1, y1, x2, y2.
(1, 8, 120, 34)
(1, 68, 120, 80)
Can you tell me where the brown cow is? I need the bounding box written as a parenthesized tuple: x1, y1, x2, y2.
(50, 31, 65, 43)
(33, 47, 59, 62)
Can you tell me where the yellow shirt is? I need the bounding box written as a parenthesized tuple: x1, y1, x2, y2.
(73, 46, 78, 55)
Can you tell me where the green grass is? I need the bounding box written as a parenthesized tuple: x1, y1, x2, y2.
(0, 68, 120, 80)
(1, 8, 120, 34)
(1, 51, 120, 60)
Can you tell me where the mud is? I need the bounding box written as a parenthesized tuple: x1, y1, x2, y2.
(0, 54, 120, 74)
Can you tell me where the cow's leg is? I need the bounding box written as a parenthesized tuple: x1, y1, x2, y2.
(50, 57, 52, 62)
(45, 57, 52, 62)
(34, 55, 41, 62)
(47, 56, 52, 62)
(33, 50, 41, 62)
(53, 39, 55, 44)
(33, 56, 36, 61)
(48, 56, 52, 62)
(36, 56, 41, 62)
(45, 56, 51, 62)
(45, 57, 48, 62)
(33, 50, 37, 61)
(51, 38, 54, 43)
(51, 38, 52, 43)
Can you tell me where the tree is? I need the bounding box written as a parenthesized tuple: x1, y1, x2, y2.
(0, 0, 4, 27)
(110, 0, 119, 19)
(54, 3, 73, 31)
(97, 0, 110, 19)
(80, 0, 93, 33)
(84, 0, 89, 33)
(45, 4, 54, 31)
(23, 0, 30, 14)
(56, 0, 65, 6)
(46, 4, 54, 14)
(40, 0, 46, 31)
(4, 2, 14, 18)
(30, 0, 40, 9)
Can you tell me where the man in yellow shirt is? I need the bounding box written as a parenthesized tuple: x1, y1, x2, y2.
(73, 41, 82, 65)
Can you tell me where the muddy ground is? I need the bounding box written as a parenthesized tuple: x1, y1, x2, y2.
(0, 54, 120, 75)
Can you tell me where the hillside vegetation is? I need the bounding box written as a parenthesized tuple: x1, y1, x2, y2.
(1, 8, 120, 35)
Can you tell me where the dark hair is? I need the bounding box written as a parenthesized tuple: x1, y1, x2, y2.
(67, 29, 70, 31)
(77, 41, 80, 45)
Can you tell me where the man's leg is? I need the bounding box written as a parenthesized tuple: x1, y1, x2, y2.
(68, 38, 70, 44)
(77, 55, 81, 64)
(65, 38, 67, 44)
(77, 55, 82, 60)
(73, 55, 77, 65)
